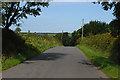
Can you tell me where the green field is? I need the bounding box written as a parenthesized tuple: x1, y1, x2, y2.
(47, 33, 72, 36)
(47, 33, 56, 36)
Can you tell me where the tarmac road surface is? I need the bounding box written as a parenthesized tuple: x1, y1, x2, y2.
(2, 46, 109, 79)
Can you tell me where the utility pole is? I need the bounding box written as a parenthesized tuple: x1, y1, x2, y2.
(61, 30, 63, 40)
(82, 19, 84, 39)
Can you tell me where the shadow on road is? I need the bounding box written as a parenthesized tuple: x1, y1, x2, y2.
(23, 53, 66, 64)
(77, 60, 95, 67)
(78, 61, 92, 65)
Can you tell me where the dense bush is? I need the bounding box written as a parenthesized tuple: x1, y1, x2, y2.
(69, 31, 81, 46)
(55, 32, 70, 46)
(77, 33, 115, 52)
(2, 29, 26, 57)
(109, 19, 120, 37)
(110, 35, 120, 63)
(21, 34, 62, 51)
(77, 33, 120, 64)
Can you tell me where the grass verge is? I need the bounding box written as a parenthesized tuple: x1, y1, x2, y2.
(76, 45, 119, 80)
(2, 44, 61, 71)
(2, 31, 62, 71)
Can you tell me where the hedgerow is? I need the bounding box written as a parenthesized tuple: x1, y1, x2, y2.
(2, 29, 62, 70)
(77, 33, 119, 64)
(77, 33, 116, 52)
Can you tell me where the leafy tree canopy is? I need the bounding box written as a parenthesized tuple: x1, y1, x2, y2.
(2, 2, 49, 29)
(109, 19, 120, 37)
(69, 31, 81, 46)
(70, 21, 109, 46)
(79, 21, 109, 37)
(94, 1, 120, 36)
(94, 0, 120, 20)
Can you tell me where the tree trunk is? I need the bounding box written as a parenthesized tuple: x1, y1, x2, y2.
(4, 25, 9, 30)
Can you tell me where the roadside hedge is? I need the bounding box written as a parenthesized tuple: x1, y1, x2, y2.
(110, 35, 120, 63)
(77, 33, 119, 64)
(2, 29, 62, 70)
(77, 33, 116, 52)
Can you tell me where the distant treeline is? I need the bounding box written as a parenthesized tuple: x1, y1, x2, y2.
(19, 32, 71, 34)
(55, 20, 120, 46)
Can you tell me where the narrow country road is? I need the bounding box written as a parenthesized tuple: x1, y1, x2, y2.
(3, 46, 109, 78)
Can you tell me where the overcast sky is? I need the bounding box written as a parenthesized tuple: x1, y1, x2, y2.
(10, 2, 115, 33)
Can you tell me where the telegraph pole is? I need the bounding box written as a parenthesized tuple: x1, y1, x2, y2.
(82, 19, 84, 39)
(61, 30, 63, 40)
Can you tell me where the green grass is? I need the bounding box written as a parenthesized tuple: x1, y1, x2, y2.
(2, 58, 22, 70)
(2, 44, 62, 71)
(2, 34, 62, 71)
(0, 58, 2, 72)
(47, 33, 56, 36)
(76, 45, 119, 80)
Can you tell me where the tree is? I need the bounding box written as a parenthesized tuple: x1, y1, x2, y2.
(70, 21, 109, 46)
(110, 35, 120, 64)
(62, 32, 70, 46)
(69, 31, 81, 46)
(2, 2, 49, 29)
(94, 1, 120, 36)
(74, 21, 109, 38)
(55, 33, 62, 40)
(109, 19, 120, 37)
(93, 1, 120, 63)
(55, 32, 70, 46)
(15, 27, 21, 33)
(28, 30, 30, 34)
(83, 21, 109, 37)
(94, 1, 120, 20)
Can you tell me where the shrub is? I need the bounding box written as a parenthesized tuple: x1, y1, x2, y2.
(2, 29, 26, 57)
(110, 35, 120, 64)
(55, 32, 70, 46)
(69, 31, 81, 46)
(77, 33, 115, 52)
(109, 19, 120, 37)
(77, 33, 120, 64)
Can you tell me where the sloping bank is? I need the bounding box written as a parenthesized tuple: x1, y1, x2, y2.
(2, 29, 62, 71)
(76, 33, 119, 80)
